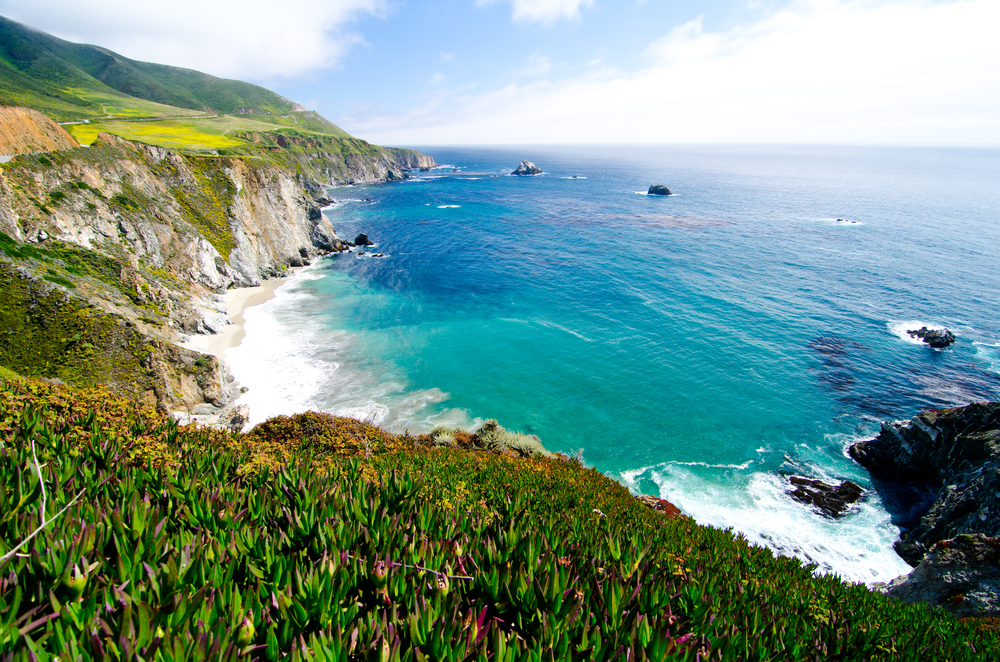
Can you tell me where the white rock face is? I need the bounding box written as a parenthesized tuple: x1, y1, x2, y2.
(511, 160, 543, 176)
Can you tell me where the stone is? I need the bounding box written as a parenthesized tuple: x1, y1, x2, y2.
(354, 233, 373, 246)
(849, 402, 1000, 565)
(511, 160, 543, 176)
(787, 476, 864, 518)
(906, 326, 956, 348)
(882, 534, 1000, 617)
(636, 494, 684, 518)
(648, 184, 671, 196)
(228, 404, 250, 432)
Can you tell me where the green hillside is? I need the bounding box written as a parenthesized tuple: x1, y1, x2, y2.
(0, 14, 350, 147)
(1, 375, 998, 660)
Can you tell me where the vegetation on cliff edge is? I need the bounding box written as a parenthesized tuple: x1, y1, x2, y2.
(0, 376, 996, 660)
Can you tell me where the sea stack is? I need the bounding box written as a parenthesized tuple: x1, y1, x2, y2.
(354, 233, 373, 246)
(512, 160, 543, 176)
(906, 326, 956, 348)
(648, 184, 671, 196)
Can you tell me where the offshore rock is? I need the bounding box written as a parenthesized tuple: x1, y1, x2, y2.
(648, 184, 672, 196)
(787, 476, 863, 518)
(354, 233, 373, 246)
(512, 160, 542, 176)
(849, 402, 1000, 565)
(907, 326, 956, 348)
(882, 534, 1000, 617)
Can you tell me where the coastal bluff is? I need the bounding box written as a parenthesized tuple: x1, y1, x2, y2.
(851, 402, 1000, 615)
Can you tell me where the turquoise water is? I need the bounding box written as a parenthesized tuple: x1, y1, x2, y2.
(227, 145, 1000, 583)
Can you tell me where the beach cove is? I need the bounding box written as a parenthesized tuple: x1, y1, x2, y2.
(196, 145, 1000, 585)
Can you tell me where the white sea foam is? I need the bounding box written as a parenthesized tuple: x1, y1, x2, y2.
(227, 266, 474, 433)
(888, 320, 944, 345)
(622, 464, 912, 584)
(437, 205, 461, 208)
(535, 320, 594, 342)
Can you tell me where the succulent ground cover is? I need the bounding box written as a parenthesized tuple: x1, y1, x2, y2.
(0, 374, 997, 660)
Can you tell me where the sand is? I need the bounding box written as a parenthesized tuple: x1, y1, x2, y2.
(180, 274, 292, 360)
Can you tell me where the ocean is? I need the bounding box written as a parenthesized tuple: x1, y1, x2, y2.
(226, 144, 1000, 584)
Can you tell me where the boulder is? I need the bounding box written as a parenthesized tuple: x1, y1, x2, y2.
(849, 402, 1000, 565)
(227, 404, 251, 432)
(512, 160, 542, 176)
(906, 326, 956, 348)
(648, 184, 671, 196)
(882, 534, 1000, 617)
(787, 476, 864, 518)
(354, 233, 373, 246)
(636, 494, 684, 518)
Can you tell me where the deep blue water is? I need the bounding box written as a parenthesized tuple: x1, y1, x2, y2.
(228, 145, 1000, 583)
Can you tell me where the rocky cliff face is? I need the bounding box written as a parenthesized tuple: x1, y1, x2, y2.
(0, 130, 433, 416)
(0, 106, 79, 156)
(849, 402, 1000, 565)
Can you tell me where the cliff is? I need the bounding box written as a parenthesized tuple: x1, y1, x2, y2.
(849, 402, 1000, 565)
(0, 129, 433, 419)
(0, 106, 79, 155)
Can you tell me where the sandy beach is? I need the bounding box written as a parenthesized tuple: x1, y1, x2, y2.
(181, 273, 294, 360)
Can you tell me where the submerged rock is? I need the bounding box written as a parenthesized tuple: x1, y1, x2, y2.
(787, 476, 863, 518)
(354, 233, 373, 246)
(648, 184, 671, 196)
(907, 326, 956, 348)
(511, 160, 542, 176)
(882, 534, 1000, 617)
(849, 402, 1000, 565)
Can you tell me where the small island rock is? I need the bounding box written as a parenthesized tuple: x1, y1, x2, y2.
(787, 476, 864, 518)
(512, 160, 543, 176)
(906, 326, 956, 348)
(648, 184, 671, 196)
(354, 233, 373, 246)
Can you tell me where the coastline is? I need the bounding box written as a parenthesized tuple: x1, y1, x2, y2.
(181, 269, 300, 361)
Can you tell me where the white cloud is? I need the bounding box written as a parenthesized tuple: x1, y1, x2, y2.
(477, 0, 594, 24)
(518, 53, 552, 77)
(357, 0, 1000, 145)
(0, 0, 386, 80)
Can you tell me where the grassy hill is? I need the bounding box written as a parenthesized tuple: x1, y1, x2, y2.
(1, 373, 998, 659)
(0, 14, 351, 153)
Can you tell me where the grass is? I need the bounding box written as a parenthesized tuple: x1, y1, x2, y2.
(0, 378, 997, 660)
(66, 119, 247, 151)
(0, 260, 157, 398)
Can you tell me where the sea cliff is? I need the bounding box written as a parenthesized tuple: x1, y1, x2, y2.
(0, 120, 434, 420)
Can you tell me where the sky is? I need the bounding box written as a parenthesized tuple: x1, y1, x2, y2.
(2, 0, 999, 146)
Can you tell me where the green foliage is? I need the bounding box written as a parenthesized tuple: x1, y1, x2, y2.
(171, 157, 237, 259)
(0, 379, 995, 660)
(469, 419, 552, 458)
(0, 261, 155, 397)
(0, 232, 152, 309)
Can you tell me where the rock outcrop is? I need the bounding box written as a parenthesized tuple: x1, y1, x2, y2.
(0, 106, 79, 156)
(787, 476, 864, 518)
(0, 130, 433, 418)
(512, 160, 542, 176)
(648, 184, 671, 196)
(907, 326, 956, 348)
(849, 402, 1000, 565)
(881, 534, 1000, 617)
(354, 233, 373, 246)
